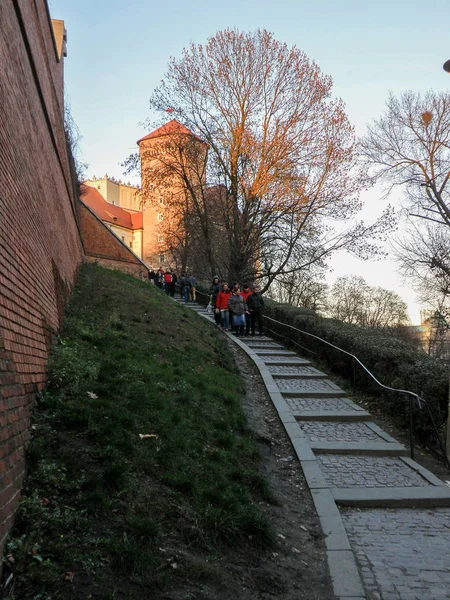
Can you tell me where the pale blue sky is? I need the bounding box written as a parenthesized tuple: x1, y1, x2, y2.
(49, 0, 450, 322)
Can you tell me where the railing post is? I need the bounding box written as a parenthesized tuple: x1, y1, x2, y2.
(409, 396, 415, 460)
(351, 357, 356, 392)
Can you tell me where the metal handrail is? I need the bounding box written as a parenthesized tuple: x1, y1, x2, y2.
(263, 315, 450, 468)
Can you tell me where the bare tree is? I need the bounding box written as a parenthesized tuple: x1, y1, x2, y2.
(126, 29, 392, 287)
(328, 276, 370, 324)
(267, 265, 329, 312)
(359, 90, 450, 311)
(359, 90, 450, 229)
(394, 224, 450, 306)
(362, 286, 410, 329)
(328, 275, 409, 328)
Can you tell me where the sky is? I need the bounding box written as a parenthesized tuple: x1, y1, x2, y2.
(48, 0, 450, 324)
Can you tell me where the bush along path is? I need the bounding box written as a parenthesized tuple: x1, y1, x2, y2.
(1, 264, 335, 600)
(181, 297, 450, 600)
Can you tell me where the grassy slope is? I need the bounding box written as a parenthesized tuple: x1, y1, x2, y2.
(5, 264, 274, 599)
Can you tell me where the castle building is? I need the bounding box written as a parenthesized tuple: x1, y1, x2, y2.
(81, 119, 208, 270)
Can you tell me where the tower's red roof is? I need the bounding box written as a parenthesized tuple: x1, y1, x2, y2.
(137, 119, 206, 145)
(81, 185, 143, 230)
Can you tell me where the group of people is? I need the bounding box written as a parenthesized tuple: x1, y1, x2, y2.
(149, 269, 264, 336)
(209, 277, 265, 337)
(148, 268, 197, 302)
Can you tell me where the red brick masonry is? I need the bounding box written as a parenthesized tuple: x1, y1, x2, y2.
(0, 0, 84, 555)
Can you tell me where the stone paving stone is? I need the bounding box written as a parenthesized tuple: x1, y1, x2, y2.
(298, 421, 380, 443)
(316, 455, 431, 488)
(276, 378, 343, 391)
(341, 508, 450, 599)
(285, 397, 357, 411)
(244, 341, 282, 347)
(268, 365, 323, 375)
(255, 350, 297, 357)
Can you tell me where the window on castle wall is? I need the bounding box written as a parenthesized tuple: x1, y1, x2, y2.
(158, 213, 163, 222)
(121, 236, 125, 242)
(129, 241, 133, 249)
(159, 253, 165, 264)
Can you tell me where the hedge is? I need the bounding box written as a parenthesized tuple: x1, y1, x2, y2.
(263, 300, 449, 450)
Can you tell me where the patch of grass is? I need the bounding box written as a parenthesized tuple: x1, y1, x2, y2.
(4, 264, 274, 599)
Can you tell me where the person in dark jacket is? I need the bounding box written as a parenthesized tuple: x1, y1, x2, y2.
(247, 285, 265, 336)
(209, 276, 221, 325)
(170, 272, 177, 297)
(240, 283, 251, 336)
(180, 274, 191, 304)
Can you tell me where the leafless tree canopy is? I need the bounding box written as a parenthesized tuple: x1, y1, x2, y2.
(124, 29, 392, 287)
(267, 262, 328, 311)
(359, 90, 450, 228)
(359, 90, 450, 309)
(394, 225, 450, 304)
(327, 275, 410, 328)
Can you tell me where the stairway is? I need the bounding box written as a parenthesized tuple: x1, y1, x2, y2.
(175, 297, 450, 600)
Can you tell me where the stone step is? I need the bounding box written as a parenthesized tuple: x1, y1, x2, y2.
(285, 397, 363, 413)
(309, 441, 407, 456)
(263, 358, 312, 366)
(315, 454, 445, 489)
(293, 410, 371, 421)
(280, 378, 347, 398)
(271, 369, 327, 379)
(255, 349, 299, 356)
(332, 486, 450, 507)
(245, 342, 284, 349)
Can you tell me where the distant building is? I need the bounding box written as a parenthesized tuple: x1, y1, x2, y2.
(81, 182, 143, 256)
(408, 312, 450, 362)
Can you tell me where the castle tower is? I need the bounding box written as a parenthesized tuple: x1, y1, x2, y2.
(137, 120, 208, 268)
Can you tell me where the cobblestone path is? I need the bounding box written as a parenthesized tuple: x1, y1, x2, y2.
(177, 299, 450, 600)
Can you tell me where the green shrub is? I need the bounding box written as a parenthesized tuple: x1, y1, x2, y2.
(264, 300, 449, 447)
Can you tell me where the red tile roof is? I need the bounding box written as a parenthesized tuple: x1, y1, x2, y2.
(81, 184, 143, 230)
(137, 119, 206, 145)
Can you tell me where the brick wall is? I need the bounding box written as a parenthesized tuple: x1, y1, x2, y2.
(0, 0, 84, 555)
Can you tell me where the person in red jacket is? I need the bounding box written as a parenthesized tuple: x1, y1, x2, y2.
(215, 282, 232, 331)
(240, 283, 252, 336)
(163, 270, 172, 295)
